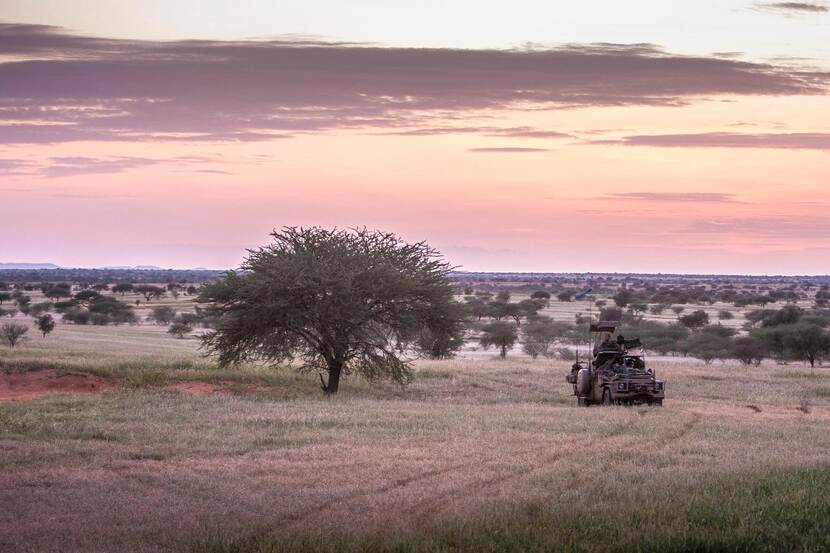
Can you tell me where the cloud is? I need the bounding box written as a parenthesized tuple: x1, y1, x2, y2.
(0, 154, 224, 177)
(605, 192, 742, 203)
(0, 23, 827, 144)
(590, 132, 830, 149)
(384, 126, 572, 138)
(0, 158, 36, 175)
(755, 2, 828, 13)
(468, 147, 550, 153)
(685, 216, 830, 238)
(42, 156, 161, 178)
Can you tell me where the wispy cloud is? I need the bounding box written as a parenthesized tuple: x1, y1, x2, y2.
(589, 132, 830, 149)
(604, 192, 742, 203)
(468, 147, 550, 153)
(685, 216, 830, 238)
(754, 2, 829, 14)
(0, 23, 827, 144)
(43, 156, 160, 178)
(385, 126, 572, 138)
(0, 155, 222, 177)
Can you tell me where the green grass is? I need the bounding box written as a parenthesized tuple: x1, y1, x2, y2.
(771, 370, 830, 380)
(181, 466, 830, 553)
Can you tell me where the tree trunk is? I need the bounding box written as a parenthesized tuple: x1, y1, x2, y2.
(500, 344, 507, 358)
(323, 362, 342, 395)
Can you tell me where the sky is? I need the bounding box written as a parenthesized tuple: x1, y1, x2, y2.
(1, 1, 829, 274)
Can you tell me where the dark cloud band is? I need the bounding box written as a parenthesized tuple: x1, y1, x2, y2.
(1, 23, 828, 144)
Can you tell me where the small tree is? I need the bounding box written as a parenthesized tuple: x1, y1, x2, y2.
(731, 335, 768, 366)
(680, 310, 710, 330)
(479, 321, 518, 358)
(149, 305, 177, 325)
(464, 296, 489, 320)
(200, 227, 462, 395)
(0, 292, 10, 304)
(556, 290, 574, 302)
(671, 305, 686, 318)
(135, 285, 165, 302)
(414, 315, 466, 360)
(112, 283, 134, 295)
(530, 290, 551, 306)
(35, 314, 56, 338)
(520, 316, 566, 359)
(1, 322, 28, 348)
(717, 310, 735, 321)
(783, 323, 830, 368)
(649, 304, 667, 315)
(681, 333, 730, 364)
(168, 322, 193, 339)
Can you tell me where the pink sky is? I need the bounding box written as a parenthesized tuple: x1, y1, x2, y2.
(1, 4, 829, 274)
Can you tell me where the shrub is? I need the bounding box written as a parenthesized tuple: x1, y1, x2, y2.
(479, 321, 518, 358)
(520, 316, 568, 359)
(149, 305, 177, 325)
(680, 310, 710, 330)
(168, 322, 193, 339)
(1, 322, 28, 348)
(35, 314, 55, 338)
(731, 335, 768, 366)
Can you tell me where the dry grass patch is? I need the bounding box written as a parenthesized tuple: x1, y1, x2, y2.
(2, 338, 830, 552)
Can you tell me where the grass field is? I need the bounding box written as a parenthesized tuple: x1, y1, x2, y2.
(2, 318, 830, 553)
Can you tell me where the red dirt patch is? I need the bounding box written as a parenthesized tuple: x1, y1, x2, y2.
(0, 369, 113, 402)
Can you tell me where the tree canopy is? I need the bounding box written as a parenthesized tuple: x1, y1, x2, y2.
(200, 227, 463, 394)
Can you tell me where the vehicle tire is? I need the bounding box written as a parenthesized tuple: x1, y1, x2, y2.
(602, 388, 613, 406)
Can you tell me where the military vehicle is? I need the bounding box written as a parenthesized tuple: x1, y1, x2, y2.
(566, 321, 664, 406)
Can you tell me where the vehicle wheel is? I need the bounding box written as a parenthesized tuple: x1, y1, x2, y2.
(602, 388, 613, 406)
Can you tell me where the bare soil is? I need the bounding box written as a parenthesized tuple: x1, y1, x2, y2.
(0, 369, 113, 401)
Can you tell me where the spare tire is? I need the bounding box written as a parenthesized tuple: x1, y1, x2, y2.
(576, 367, 591, 396)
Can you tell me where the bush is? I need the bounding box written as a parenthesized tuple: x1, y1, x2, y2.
(731, 335, 768, 366)
(681, 333, 731, 364)
(520, 316, 568, 359)
(717, 310, 734, 320)
(1, 322, 28, 348)
(168, 322, 194, 339)
(680, 310, 710, 330)
(35, 314, 55, 338)
(63, 308, 91, 325)
(149, 306, 177, 325)
(479, 321, 518, 358)
(630, 321, 690, 355)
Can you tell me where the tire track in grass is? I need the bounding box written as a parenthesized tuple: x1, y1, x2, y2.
(406, 411, 701, 522)
(278, 410, 701, 528)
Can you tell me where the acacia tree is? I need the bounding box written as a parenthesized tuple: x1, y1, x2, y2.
(1, 322, 28, 348)
(135, 285, 165, 302)
(200, 227, 462, 395)
(680, 310, 710, 330)
(35, 314, 56, 338)
(479, 321, 518, 358)
(520, 316, 567, 359)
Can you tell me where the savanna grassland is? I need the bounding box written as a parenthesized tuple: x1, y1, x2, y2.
(2, 308, 830, 553)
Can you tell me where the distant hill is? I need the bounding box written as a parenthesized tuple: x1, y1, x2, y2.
(98, 265, 165, 270)
(0, 263, 60, 270)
